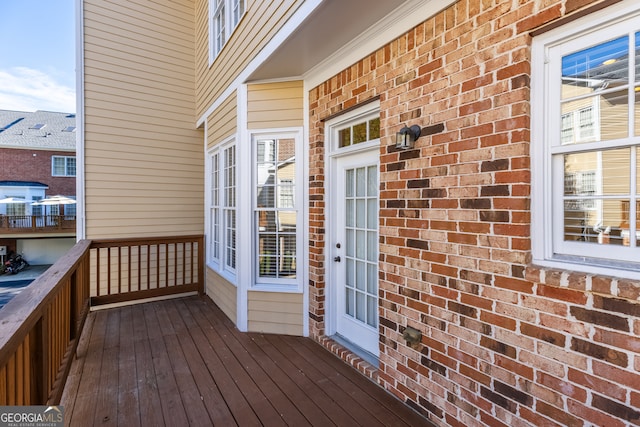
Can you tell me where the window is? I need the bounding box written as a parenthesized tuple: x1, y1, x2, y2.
(6, 203, 25, 216)
(253, 132, 302, 288)
(208, 143, 236, 275)
(32, 196, 43, 217)
(532, 5, 640, 274)
(210, 152, 221, 262)
(52, 156, 76, 177)
(209, 0, 245, 62)
(338, 117, 380, 148)
(224, 145, 237, 270)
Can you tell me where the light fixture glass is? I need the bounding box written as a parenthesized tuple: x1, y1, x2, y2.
(395, 125, 421, 149)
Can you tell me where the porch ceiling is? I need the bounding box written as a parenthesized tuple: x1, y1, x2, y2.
(247, 0, 404, 82)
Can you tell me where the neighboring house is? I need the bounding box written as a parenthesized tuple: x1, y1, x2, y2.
(78, 1, 640, 426)
(0, 110, 77, 264)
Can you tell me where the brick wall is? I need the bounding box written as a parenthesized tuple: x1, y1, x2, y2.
(308, 1, 639, 426)
(0, 148, 76, 196)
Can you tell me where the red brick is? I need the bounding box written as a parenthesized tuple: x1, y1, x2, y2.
(568, 368, 626, 402)
(537, 285, 587, 305)
(537, 372, 588, 402)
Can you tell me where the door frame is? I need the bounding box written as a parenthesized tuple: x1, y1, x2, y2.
(324, 101, 380, 353)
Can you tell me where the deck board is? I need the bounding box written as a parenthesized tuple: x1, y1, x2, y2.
(61, 296, 431, 426)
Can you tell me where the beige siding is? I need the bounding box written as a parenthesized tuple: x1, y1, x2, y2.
(207, 92, 237, 148)
(83, 0, 203, 238)
(247, 291, 303, 336)
(247, 81, 304, 129)
(206, 267, 237, 324)
(195, 0, 304, 118)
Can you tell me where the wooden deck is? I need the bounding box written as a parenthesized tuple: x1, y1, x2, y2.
(61, 296, 430, 426)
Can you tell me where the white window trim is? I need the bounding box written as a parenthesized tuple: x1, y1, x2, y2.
(206, 137, 238, 284)
(208, 0, 246, 65)
(531, 1, 640, 280)
(51, 156, 76, 177)
(250, 128, 304, 293)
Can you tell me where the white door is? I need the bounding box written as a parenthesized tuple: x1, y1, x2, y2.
(330, 149, 379, 356)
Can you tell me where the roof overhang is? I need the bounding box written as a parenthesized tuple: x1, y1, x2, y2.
(247, 0, 404, 82)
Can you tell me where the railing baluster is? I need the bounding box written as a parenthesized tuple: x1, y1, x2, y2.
(165, 243, 170, 288)
(117, 246, 122, 295)
(127, 246, 132, 294)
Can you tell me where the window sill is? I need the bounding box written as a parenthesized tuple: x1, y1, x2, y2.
(250, 283, 302, 294)
(531, 256, 640, 283)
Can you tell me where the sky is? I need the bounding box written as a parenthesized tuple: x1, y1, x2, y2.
(0, 1, 76, 113)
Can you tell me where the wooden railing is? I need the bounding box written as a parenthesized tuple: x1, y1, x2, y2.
(0, 240, 91, 405)
(0, 235, 204, 405)
(0, 215, 76, 233)
(90, 236, 205, 306)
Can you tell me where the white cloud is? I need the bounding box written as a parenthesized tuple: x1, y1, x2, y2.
(0, 67, 75, 113)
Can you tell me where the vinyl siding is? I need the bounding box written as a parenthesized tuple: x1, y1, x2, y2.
(206, 267, 237, 323)
(195, 0, 305, 119)
(247, 291, 303, 336)
(207, 91, 237, 148)
(247, 81, 304, 129)
(83, 0, 203, 238)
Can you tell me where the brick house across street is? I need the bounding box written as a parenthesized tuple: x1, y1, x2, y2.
(0, 110, 76, 265)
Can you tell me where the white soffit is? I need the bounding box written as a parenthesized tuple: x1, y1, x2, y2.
(247, 0, 457, 87)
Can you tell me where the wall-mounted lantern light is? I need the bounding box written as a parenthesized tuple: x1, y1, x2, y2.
(395, 125, 421, 149)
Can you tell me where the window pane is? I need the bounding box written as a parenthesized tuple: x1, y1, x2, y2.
(355, 261, 365, 291)
(346, 199, 354, 227)
(635, 201, 640, 247)
(346, 169, 354, 197)
(564, 149, 630, 196)
(367, 165, 377, 196)
(367, 263, 377, 294)
(257, 185, 275, 208)
(564, 198, 627, 246)
(560, 90, 628, 144)
(346, 289, 354, 316)
(356, 291, 365, 322)
(339, 128, 351, 148)
(356, 167, 366, 197)
(561, 36, 629, 100)
(346, 258, 354, 289)
(637, 149, 640, 194)
(367, 231, 377, 262)
(346, 229, 354, 257)
(67, 158, 76, 176)
(367, 198, 377, 229)
(356, 199, 365, 227)
(369, 118, 380, 140)
(635, 88, 640, 137)
(278, 179, 294, 208)
(356, 230, 365, 259)
(636, 32, 640, 82)
(278, 138, 295, 161)
(53, 157, 65, 175)
(353, 122, 367, 144)
(367, 296, 377, 327)
(226, 210, 236, 268)
(212, 208, 219, 258)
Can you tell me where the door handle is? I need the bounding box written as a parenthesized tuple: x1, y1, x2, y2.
(334, 256, 341, 262)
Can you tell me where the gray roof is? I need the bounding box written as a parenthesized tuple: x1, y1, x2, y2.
(0, 110, 76, 151)
(0, 181, 48, 188)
